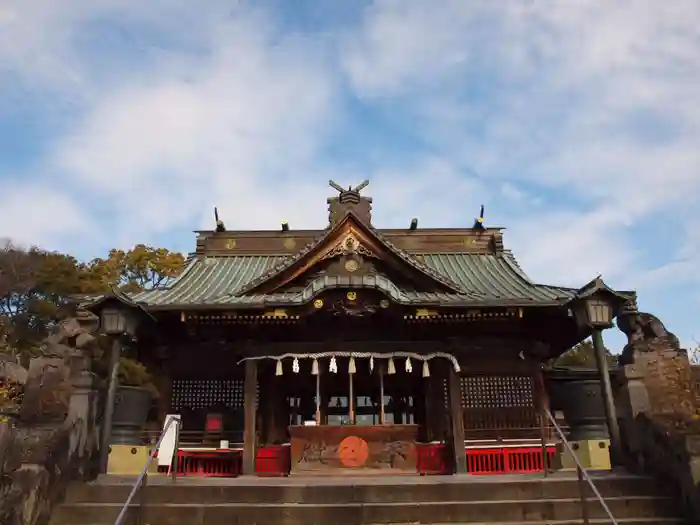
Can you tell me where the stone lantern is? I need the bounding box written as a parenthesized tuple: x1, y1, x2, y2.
(569, 278, 629, 463)
(100, 306, 138, 337)
(97, 301, 143, 471)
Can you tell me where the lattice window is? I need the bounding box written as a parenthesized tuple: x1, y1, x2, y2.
(170, 379, 247, 411)
(460, 375, 534, 409)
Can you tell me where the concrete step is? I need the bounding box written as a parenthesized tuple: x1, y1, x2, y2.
(386, 521, 685, 525)
(50, 496, 679, 525)
(64, 475, 668, 505)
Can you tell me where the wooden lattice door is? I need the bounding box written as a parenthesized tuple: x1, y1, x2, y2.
(460, 374, 539, 441)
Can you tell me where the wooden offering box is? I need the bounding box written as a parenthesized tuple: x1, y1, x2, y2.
(288, 424, 418, 475)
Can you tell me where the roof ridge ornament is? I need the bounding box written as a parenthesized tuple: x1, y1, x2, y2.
(329, 179, 369, 205)
(327, 180, 373, 226)
(214, 207, 226, 232)
(473, 205, 485, 231)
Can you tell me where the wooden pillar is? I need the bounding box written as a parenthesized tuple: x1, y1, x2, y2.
(423, 377, 434, 441)
(242, 360, 258, 475)
(424, 375, 444, 442)
(448, 365, 467, 474)
(533, 366, 550, 475)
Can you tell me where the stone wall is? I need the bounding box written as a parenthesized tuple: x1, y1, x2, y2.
(616, 309, 700, 521)
(0, 316, 101, 525)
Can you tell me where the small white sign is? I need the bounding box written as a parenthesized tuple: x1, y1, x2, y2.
(157, 414, 181, 468)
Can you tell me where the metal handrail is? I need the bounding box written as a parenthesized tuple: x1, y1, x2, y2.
(544, 408, 619, 525)
(114, 416, 181, 525)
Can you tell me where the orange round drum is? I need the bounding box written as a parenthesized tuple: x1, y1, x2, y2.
(338, 436, 369, 468)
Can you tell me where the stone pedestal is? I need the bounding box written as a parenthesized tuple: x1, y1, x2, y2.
(553, 439, 611, 471)
(107, 444, 157, 476)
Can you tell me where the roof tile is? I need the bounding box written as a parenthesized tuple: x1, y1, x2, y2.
(120, 251, 576, 309)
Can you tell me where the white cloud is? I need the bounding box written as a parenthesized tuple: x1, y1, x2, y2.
(1, 1, 339, 243)
(0, 0, 698, 344)
(342, 0, 700, 288)
(0, 180, 88, 250)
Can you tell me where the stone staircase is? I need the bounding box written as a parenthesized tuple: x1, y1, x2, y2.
(51, 472, 685, 525)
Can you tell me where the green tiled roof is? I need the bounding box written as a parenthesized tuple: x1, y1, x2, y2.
(119, 251, 576, 309)
(417, 252, 575, 303)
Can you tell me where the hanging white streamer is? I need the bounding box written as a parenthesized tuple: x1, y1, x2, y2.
(238, 350, 460, 372)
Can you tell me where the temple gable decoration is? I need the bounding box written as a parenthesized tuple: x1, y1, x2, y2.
(237, 209, 466, 296)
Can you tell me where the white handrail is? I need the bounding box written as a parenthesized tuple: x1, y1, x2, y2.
(114, 417, 181, 525)
(545, 408, 619, 525)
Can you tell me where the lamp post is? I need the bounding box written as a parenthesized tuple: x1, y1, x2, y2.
(576, 296, 622, 463)
(99, 305, 136, 474)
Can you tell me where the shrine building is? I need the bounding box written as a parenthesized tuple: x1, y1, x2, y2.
(84, 180, 631, 477)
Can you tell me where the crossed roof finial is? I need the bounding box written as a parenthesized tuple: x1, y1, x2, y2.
(329, 180, 369, 195)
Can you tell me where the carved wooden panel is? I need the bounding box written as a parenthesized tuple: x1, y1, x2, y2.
(199, 229, 503, 255)
(383, 231, 499, 254)
(203, 233, 317, 254)
(289, 424, 418, 475)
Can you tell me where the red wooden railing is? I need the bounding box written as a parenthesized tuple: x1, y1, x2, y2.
(156, 445, 291, 477)
(466, 446, 555, 475)
(416, 443, 555, 475)
(157, 443, 553, 477)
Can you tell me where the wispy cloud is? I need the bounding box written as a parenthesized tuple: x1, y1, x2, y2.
(0, 0, 698, 348)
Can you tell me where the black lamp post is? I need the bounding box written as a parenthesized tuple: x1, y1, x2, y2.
(574, 295, 622, 463)
(99, 305, 136, 473)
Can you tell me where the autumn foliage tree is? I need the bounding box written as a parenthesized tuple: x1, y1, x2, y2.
(88, 244, 185, 293)
(0, 240, 185, 361)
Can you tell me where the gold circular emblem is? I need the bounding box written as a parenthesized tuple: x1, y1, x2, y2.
(283, 238, 296, 250)
(224, 239, 236, 249)
(344, 259, 359, 272)
(313, 299, 324, 309)
(380, 299, 390, 309)
(346, 291, 357, 301)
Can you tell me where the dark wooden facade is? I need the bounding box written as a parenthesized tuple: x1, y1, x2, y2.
(85, 181, 633, 475)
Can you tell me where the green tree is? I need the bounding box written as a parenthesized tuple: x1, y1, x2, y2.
(0, 241, 185, 361)
(0, 240, 110, 359)
(88, 244, 185, 293)
(551, 339, 618, 368)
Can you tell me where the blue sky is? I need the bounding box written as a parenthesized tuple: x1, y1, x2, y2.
(0, 0, 698, 352)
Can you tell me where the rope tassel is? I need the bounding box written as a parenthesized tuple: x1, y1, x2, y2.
(311, 358, 319, 376)
(405, 357, 412, 373)
(422, 360, 430, 378)
(275, 360, 283, 376)
(237, 351, 461, 376)
(348, 356, 356, 375)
